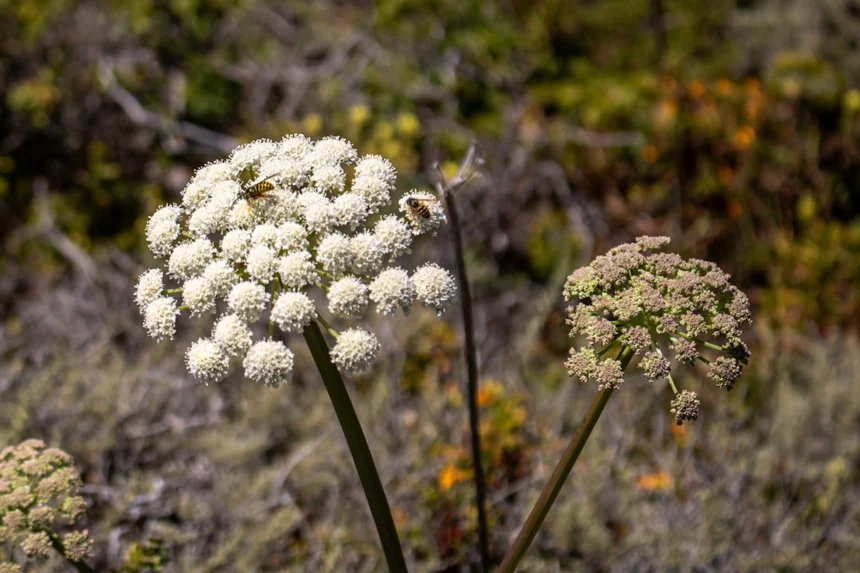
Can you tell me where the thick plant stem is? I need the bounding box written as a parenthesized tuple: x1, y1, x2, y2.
(444, 191, 490, 572)
(302, 321, 408, 573)
(498, 345, 635, 573)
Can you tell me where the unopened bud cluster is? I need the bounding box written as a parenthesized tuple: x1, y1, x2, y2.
(136, 135, 456, 386)
(0, 440, 93, 569)
(563, 236, 751, 424)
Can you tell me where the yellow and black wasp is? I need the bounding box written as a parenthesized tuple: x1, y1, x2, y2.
(242, 176, 276, 201)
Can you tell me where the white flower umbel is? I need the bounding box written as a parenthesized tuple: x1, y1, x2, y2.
(186, 339, 229, 384)
(136, 133, 456, 384)
(330, 328, 381, 373)
(135, 269, 164, 311)
(271, 292, 316, 332)
(244, 339, 294, 387)
(370, 268, 416, 315)
(413, 263, 457, 315)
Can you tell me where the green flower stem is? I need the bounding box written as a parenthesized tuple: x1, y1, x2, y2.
(302, 321, 408, 573)
(667, 373, 678, 394)
(315, 314, 339, 338)
(597, 336, 623, 357)
(45, 531, 94, 573)
(498, 345, 635, 573)
(673, 331, 740, 360)
(164, 288, 182, 295)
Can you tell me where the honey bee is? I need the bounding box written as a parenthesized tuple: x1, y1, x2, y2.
(242, 177, 275, 201)
(405, 196, 435, 219)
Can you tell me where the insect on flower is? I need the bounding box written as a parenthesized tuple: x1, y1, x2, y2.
(404, 196, 436, 220)
(399, 191, 447, 235)
(242, 176, 276, 201)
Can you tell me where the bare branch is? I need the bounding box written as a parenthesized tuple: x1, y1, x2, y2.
(98, 62, 238, 154)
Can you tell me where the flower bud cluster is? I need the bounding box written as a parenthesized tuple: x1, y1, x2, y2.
(136, 135, 456, 384)
(0, 440, 93, 567)
(563, 236, 752, 424)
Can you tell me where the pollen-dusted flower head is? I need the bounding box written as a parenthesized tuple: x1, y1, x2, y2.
(136, 134, 456, 380)
(563, 236, 751, 424)
(0, 440, 93, 566)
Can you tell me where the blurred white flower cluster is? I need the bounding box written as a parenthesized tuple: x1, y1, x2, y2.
(136, 135, 456, 386)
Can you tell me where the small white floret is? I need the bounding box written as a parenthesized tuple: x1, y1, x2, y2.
(412, 263, 457, 315)
(246, 245, 278, 284)
(228, 281, 269, 322)
(243, 339, 294, 388)
(308, 136, 358, 167)
(221, 229, 252, 263)
(330, 328, 380, 373)
(369, 268, 416, 315)
(277, 252, 317, 290)
(271, 292, 316, 332)
(212, 314, 253, 357)
(168, 238, 215, 280)
(277, 222, 308, 253)
(186, 338, 229, 384)
(135, 269, 164, 311)
(278, 134, 314, 159)
(316, 232, 353, 277)
(183, 277, 216, 316)
(299, 192, 335, 234)
(229, 139, 278, 172)
(311, 163, 346, 194)
(143, 297, 179, 341)
(350, 232, 383, 275)
(333, 193, 369, 230)
(146, 205, 182, 257)
(374, 216, 412, 260)
(202, 259, 239, 298)
(327, 276, 370, 317)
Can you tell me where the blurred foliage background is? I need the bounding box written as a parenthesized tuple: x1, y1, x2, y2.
(1, 0, 860, 571)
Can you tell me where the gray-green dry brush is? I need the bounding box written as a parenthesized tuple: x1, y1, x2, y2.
(563, 235, 751, 423)
(0, 440, 93, 572)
